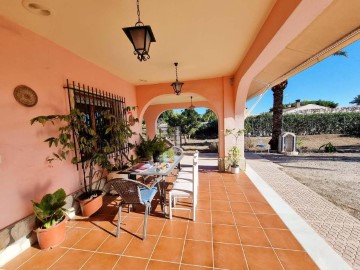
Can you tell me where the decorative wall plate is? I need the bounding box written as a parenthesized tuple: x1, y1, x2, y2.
(13, 85, 38, 107)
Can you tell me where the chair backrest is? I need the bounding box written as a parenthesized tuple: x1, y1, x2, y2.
(193, 151, 199, 197)
(110, 178, 144, 204)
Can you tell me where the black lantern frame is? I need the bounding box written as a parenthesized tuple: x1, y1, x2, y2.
(123, 0, 156, 62)
(171, 62, 184, 95)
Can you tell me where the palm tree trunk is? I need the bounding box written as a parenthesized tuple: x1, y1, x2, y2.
(269, 80, 288, 151)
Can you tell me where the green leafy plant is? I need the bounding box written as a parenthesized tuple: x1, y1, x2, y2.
(319, 142, 336, 153)
(224, 129, 243, 167)
(32, 188, 67, 229)
(135, 135, 169, 161)
(31, 108, 136, 198)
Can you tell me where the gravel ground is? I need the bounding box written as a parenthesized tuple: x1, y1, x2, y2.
(251, 134, 360, 220)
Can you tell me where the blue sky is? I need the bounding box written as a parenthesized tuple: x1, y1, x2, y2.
(246, 40, 360, 114)
(175, 40, 359, 115)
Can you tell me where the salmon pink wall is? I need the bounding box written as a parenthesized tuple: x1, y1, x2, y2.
(0, 16, 139, 229)
(136, 78, 227, 158)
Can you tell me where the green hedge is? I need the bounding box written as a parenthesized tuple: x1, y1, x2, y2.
(245, 112, 360, 136)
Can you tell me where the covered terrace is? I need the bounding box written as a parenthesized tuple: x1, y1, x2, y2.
(0, 0, 359, 269)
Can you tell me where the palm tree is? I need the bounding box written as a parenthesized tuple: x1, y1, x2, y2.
(350, 94, 360, 105)
(269, 80, 288, 151)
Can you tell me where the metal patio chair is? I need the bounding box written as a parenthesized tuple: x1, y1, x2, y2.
(109, 178, 158, 240)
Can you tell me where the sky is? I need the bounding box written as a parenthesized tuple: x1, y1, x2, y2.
(175, 40, 359, 116)
(246, 40, 360, 115)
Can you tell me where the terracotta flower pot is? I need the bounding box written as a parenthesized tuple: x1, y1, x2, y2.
(79, 192, 103, 217)
(34, 217, 67, 250)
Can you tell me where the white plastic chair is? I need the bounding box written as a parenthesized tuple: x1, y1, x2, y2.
(168, 151, 199, 221)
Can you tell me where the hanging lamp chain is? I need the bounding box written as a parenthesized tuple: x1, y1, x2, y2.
(136, 0, 143, 25)
(175, 63, 179, 82)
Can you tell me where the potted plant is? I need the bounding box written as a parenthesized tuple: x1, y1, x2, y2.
(32, 188, 67, 249)
(225, 128, 243, 174)
(31, 108, 136, 216)
(135, 135, 169, 162)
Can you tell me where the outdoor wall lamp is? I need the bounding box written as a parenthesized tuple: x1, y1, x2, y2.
(171, 62, 184, 95)
(123, 0, 156, 62)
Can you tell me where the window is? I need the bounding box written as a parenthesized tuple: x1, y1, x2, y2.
(64, 79, 129, 160)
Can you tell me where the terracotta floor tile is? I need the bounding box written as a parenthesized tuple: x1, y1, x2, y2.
(182, 240, 213, 267)
(198, 192, 211, 200)
(209, 179, 224, 186)
(72, 229, 109, 251)
(265, 229, 304, 250)
(212, 210, 235, 225)
(18, 247, 68, 270)
(137, 218, 166, 236)
(226, 186, 244, 193)
(212, 224, 240, 244)
(186, 222, 212, 241)
(197, 199, 211, 210)
(245, 194, 267, 203)
(250, 202, 276, 215)
(61, 227, 90, 248)
(275, 249, 319, 270)
(209, 186, 226, 193)
(97, 232, 133, 254)
(233, 212, 261, 227)
(152, 237, 184, 262)
(237, 227, 271, 247)
(118, 216, 144, 236)
(180, 265, 209, 270)
(81, 253, 119, 270)
(243, 246, 283, 270)
(48, 249, 93, 270)
(123, 235, 158, 258)
(195, 209, 212, 223)
(213, 242, 247, 269)
(72, 218, 96, 229)
(3, 246, 40, 270)
(147, 260, 180, 270)
(230, 202, 253, 213)
(65, 219, 79, 228)
(211, 200, 231, 211)
(161, 220, 188, 238)
(97, 204, 118, 215)
(227, 192, 248, 202)
(257, 214, 288, 229)
(113, 256, 148, 270)
(210, 192, 228, 201)
(171, 209, 191, 221)
(91, 220, 117, 233)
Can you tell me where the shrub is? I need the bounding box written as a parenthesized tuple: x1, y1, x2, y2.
(245, 112, 360, 136)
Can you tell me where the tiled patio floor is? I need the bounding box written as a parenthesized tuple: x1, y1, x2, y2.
(3, 172, 319, 270)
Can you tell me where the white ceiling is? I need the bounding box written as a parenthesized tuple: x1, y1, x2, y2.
(1, 0, 359, 106)
(0, 0, 276, 86)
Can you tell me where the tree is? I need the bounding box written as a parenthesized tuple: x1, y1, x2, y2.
(350, 94, 360, 105)
(202, 109, 217, 122)
(179, 109, 201, 142)
(269, 80, 288, 151)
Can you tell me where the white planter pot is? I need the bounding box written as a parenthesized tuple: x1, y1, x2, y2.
(231, 166, 240, 174)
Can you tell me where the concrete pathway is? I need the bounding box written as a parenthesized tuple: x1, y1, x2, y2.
(246, 152, 360, 270)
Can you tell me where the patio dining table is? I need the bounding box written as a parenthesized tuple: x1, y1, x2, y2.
(114, 153, 184, 216)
